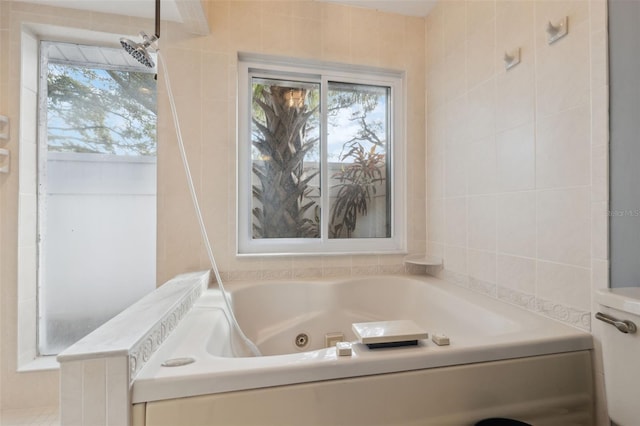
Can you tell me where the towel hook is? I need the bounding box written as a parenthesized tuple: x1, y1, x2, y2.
(547, 16, 568, 45)
(0, 115, 9, 140)
(504, 48, 521, 70)
(0, 148, 10, 174)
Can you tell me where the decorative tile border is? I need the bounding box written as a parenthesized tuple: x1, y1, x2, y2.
(129, 280, 205, 382)
(430, 270, 592, 331)
(220, 263, 410, 282)
(536, 297, 591, 331)
(497, 286, 536, 311)
(468, 277, 497, 298)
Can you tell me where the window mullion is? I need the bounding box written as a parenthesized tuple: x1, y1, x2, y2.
(320, 76, 329, 242)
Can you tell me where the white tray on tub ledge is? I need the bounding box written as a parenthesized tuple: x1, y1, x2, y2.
(403, 254, 442, 267)
(352, 320, 428, 348)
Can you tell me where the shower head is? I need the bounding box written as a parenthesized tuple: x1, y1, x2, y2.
(120, 31, 158, 68)
(121, 0, 160, 68)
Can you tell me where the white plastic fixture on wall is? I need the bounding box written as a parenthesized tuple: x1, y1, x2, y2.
(0, 148, 9, 174)
(504, 47, 521, 71)
(547, 16, 569, 45)
(0, 115, 9, 140)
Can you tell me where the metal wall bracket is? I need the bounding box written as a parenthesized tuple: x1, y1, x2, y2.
(547, 16, 569, 45)
(0, 115, 8, 140)
(0, 148, 9, 173)
(504, 48, 521, 71)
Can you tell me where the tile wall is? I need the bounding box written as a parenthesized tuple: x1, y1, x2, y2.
(425, 1, 609, 422)
(425, 0, 608, 330)
(156, 1, 427, 284)
(1, 0, 7, 413)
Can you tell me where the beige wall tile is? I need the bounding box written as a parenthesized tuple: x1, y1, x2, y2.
(466, 17, 495, 90)
(466, 78, 495, 142)
(443, 0, 466, 52)
(590, 0, 608, 34)
(444, 141, 468, 197)
(496, 254, 535, 294)
(426, 61, 447, 112)
(468, 195, 496, 251)
(535, 106, 591, 189)
(427, 149, 444, 200)
(534, 0, 590, 37)
(444, 244, 467, 274)
(427, 107, 445, 156)
(535, 20, 590, 117)
(378, 13, 406, 67)
(321, 3, 350, 63)
(536, 260, 591, 311)
(466, 0, 495, 36)
(496, 122, 535, 192)
(444, 197, 467, 247)
(467, 135, 497, 195)
(444, 94, 468, 145)
(291, 17, 322, 59)
(350, 8, 380, 66)
(537, 187, 590, 268)
(262, 12, 294, 56)
(495, 63, 534, 132)
(425, 4, 444, 71)
(591, 29, 608, 88)
(444, 43, 467, 99)
(427, 198, 444, 243)
(292, 0, 322, 19)
(592, 201, 608, 261)
(591, 84, 609, 148)
(468, 248, 496, 284)
(496, 191, 536, 258)
(229, 1, 263, 53)
(496, 0, 534, 73)
(591, 142, 608, 202)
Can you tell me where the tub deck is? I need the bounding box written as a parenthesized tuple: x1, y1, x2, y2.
(132, 275, 592, 404)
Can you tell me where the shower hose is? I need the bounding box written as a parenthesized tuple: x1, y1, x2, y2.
(158, 52, 262, 357)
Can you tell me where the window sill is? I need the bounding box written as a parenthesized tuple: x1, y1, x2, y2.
(17, 356, 59, 372)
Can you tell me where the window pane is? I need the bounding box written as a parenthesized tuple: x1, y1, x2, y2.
(47, 64, 157, 156)
(251, 77, 321, 239)
(39, 56, 157, 355)
(327, 82, 391, 239)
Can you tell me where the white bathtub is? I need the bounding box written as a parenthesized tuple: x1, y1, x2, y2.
(132, 274, 595, 425)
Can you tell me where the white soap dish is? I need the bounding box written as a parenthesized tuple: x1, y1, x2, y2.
(352, 320, 428, 349)
(403, 254, 442, 267)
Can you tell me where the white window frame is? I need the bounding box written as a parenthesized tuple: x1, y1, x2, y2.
(16, 26, 158, 370)
(237, 54, 406, 256)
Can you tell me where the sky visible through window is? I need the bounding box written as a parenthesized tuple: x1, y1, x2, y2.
(327, 83, 389, 164)
(47, 63, 157, 156)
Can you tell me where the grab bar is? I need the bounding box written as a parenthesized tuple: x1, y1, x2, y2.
(595, 312, 637, 334)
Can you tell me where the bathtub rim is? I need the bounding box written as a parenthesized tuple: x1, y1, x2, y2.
(132, 274, 593, 404)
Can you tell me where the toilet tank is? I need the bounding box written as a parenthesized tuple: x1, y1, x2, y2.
(595, 288, 640, 426)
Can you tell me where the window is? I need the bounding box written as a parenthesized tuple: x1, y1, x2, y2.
(36, 42, 157, 355)
(238, 55, 406, 255)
